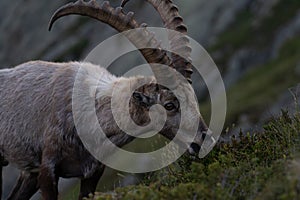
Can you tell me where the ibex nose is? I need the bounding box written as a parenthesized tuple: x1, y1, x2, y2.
(188, 133, 206, 155)
(188, 142, 201, 155)
(188, 130, 207, 155)
(188, 130, 216, 156)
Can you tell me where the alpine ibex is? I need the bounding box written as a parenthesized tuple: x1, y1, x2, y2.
(0, 0, 213, 199)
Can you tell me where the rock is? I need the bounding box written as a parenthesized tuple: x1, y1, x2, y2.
(271, 11, 300, 59)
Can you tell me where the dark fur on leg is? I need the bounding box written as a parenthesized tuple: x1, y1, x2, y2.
(0, 155, 8, 200)
(7, 172, 38, 200)
(39, 164, 59, 200)
(0, 166, 2, 200)
(78, 166, 105, 200)
(38, 147, 60, 200)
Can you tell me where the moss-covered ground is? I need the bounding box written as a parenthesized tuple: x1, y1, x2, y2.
(87, 111, 300, 200)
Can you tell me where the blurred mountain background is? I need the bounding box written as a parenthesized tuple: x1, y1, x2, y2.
(0, 0, 300, 199)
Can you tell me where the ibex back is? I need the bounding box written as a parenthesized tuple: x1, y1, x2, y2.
(0, 0, 212, 199)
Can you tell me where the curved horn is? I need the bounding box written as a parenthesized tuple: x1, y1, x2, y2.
(121, 0, 193, 83)
(49, 0, 177, 86)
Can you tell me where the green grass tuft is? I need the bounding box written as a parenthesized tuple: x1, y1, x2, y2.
(89, 111, 300, 199)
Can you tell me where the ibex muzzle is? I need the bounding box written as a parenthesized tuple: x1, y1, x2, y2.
(0, 0, 213, 199)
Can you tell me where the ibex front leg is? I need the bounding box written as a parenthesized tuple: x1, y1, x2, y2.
(7, 171, 38, 200)
(78, 166, 105, 200)
(0, 155, 8, 199)
(39, 148, 60, 200)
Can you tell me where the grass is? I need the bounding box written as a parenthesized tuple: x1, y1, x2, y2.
(88, 111, 300, 200)
(201, 35, 300, 125)
(199, 0, 300, 125)
(209, 0, 300, 72)
(226, 53, 299, 123)
(210, 10, 253, 52)
(227, 35, 300, 123)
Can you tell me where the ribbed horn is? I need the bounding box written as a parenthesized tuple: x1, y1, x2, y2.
(121, 0, 193, 83)
(49, 0, 177, 87)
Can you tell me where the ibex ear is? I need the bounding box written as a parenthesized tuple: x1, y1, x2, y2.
(133, 91, 150, 107)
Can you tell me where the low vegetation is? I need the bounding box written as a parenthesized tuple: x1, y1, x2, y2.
(87, 111, 300, 199)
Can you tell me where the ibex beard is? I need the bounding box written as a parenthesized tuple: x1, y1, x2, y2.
(0, 60, 211, 199)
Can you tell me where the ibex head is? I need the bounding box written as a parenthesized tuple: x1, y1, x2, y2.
(49, 0, 214, 156)
(129, 82, 210, 155)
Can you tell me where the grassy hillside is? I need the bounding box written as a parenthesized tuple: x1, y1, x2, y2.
(88, 111, 300, 200)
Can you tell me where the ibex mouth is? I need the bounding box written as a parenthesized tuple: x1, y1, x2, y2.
(188, 143, 201, 155)
(187, 129, 216, 157)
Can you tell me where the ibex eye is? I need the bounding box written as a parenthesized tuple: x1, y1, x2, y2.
(133, 92, 143, 102)
(164, 103, 175, 111)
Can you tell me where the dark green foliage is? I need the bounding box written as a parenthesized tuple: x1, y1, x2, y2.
(89, 112, 300, 199)
(210, 0, 300, 59)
